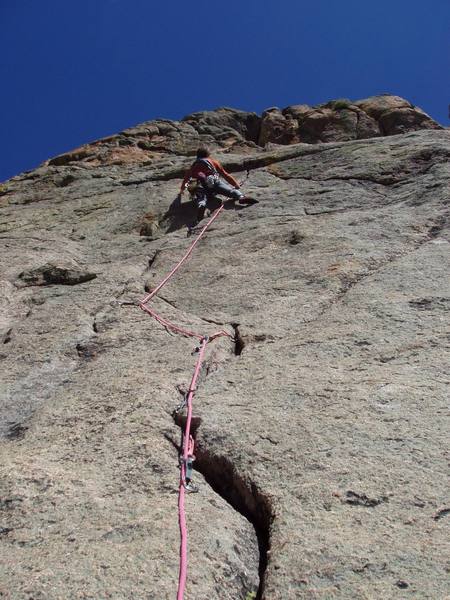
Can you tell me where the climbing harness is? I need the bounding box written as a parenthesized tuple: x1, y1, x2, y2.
(137, 169, 252, 599)
(187, 167, 250, 200)
(186, 169, 251, 233)
(195, 157, 220, 188)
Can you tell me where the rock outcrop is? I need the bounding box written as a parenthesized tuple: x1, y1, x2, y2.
(36, 95, 442, 170)
(0, 96, 448, 599)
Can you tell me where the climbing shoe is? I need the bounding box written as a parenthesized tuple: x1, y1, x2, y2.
(238, 197, 259, 205)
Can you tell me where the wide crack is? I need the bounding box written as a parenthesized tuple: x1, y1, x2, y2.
(231, 323, 245, 356)
(193, 441, 272, 599)
(172, 412, 272, 599)
(169, 331, 272, 598)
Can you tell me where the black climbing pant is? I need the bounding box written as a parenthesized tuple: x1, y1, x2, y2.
(194, 179, 243, 221)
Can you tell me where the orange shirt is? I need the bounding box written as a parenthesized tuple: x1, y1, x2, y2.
(181, 158, 239, 190)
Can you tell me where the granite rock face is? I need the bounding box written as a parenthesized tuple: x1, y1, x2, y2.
(39, 95, 442, 171)
(0, 96, 449, 599)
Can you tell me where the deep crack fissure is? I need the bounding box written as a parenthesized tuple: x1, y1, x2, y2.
(170, 327, 270, 598)
(232, 323, 245, 356)
(171, 414, 272, 600)
(193, 443, 272, 600)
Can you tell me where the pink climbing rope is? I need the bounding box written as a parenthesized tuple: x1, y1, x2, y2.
(177, 336, 208, 600)
(139, 204, 231, 342)
(137, 202, 233, 599)
(140, 302, 204, 340)
(140, 301, 230, 343)
(140, 205, 225, 306)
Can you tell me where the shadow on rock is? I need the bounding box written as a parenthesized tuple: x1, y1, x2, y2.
(161, 194, 244, 234)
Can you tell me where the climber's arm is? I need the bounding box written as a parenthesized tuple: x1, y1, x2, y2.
(211, 159, 240, 188)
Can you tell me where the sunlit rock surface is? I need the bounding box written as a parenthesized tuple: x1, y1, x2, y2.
(1, 96, 448, 599)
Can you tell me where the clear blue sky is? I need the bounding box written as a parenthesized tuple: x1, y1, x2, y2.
(1, 0, 449, 182)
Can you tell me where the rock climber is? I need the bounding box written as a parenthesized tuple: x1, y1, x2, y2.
(179, 146, 258, 226)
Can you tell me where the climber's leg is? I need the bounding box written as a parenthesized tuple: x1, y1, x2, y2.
(214, 180, 259, 205)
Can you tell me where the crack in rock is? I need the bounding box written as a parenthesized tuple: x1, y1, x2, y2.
(2, 328, 12, 344)
(193, 442, 272, 600)
(168, 326, 271, 598)
(231, 323, 246, 356)
(344, 490, 388, 508)
(433, 507, 450, 521)
(172, 413, 273, 600)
